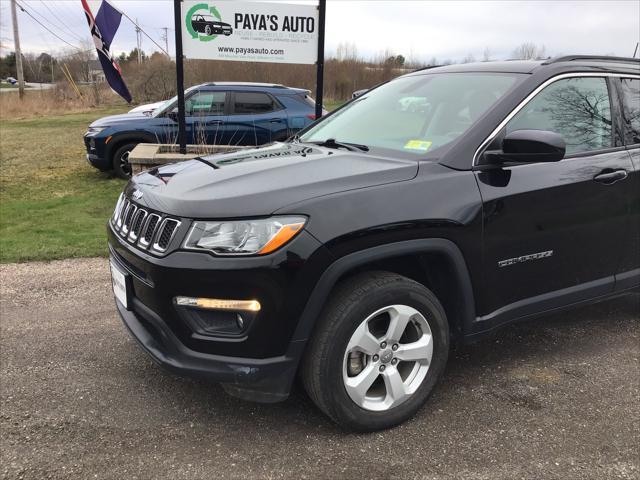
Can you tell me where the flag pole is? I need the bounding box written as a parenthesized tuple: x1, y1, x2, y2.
(173, 0, 187, 154)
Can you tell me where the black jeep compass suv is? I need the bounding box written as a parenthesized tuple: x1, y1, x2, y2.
(108, 56, 639, 431)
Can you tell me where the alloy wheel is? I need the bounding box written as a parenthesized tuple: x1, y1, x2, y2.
(342, 304, 433, 411)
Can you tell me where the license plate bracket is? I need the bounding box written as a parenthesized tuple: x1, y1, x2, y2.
(110, 258, 130, 310)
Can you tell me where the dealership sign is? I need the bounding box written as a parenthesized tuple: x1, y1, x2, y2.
(181, 1, 319, 64)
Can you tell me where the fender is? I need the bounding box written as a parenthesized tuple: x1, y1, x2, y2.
(286, 238, 477, 356)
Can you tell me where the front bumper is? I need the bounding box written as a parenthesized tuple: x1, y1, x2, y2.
(116, 293, 302, 402)
(84, 136, 110, 170)
(108, 221, 332, 401)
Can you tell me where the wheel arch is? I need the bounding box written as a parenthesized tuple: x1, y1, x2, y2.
(105, 132, 157, 163)
(288, 238, 476, 353)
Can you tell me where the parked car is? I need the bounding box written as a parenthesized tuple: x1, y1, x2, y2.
(352, 88, 368, 98)
(191, 14, 232, 36)
(129, 101, 167, 116)
(84, 82, 321, 178)
(107, 56, 639, 431)
(6, 76, 17, 85)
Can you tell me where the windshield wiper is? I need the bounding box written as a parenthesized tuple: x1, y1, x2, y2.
(311, 138, 369, 152)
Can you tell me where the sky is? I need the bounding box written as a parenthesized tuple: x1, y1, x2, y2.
(1, 0, 639, 62)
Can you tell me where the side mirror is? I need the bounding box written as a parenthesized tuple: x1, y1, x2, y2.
(485, 129, 566, 164)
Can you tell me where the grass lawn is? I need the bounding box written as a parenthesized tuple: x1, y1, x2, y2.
(0, 106, 129, 263)
(0, 101, 346, 263)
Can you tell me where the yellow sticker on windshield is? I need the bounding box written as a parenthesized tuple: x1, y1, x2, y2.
(404, 140, 432, 151)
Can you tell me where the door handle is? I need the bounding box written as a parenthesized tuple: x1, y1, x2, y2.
(207, 120, 224, 126)
(593, 169, 628, 185)
(268, 118, 284, 123)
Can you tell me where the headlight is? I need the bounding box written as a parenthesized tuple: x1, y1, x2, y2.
(85, 126, 106, 136)
(184, 216, 306, 256)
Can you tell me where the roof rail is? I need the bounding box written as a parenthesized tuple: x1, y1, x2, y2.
(542, 55, 640, 65)
(203, 82, 287, 88)
(412, 64, 444, 72)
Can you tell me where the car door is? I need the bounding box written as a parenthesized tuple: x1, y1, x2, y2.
(184, 90, 228, 145)
(476, 75, 634, 321)
(225, 91, 288, 146)
(615, 76, 640, 290)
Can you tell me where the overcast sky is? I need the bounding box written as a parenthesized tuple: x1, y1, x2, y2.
(1, 0, 638, 62)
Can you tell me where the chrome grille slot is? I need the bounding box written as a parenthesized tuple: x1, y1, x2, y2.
(112, 194, 124, 224)
(116, 199, 130, 228)
(121, 204, 137, 236)
(153, 219, 180, 252)
(128, 209, 148, 242)
(139, 214, 161, 248)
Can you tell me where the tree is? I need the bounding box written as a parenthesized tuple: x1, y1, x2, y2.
(384, 55, 405, 68)
(482, 47, 491, 62)
(125, 48, 147, 64)
(512, 42, 546, 60)
(462, 53, 476, 64)
(0, 52, 17, 79)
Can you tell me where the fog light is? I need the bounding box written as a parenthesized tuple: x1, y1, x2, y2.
(175, 296, 261, 312)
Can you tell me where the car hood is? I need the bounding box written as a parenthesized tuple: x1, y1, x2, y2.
(90, 112, 149, 127)
(126, 143, 418, 218)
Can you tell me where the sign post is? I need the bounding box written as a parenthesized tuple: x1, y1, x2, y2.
(315, 0, 326, 119)
(173, 0, 187, 154)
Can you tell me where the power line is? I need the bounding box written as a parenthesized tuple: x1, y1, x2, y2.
(38, 0, 85, 42)
(15, 1, 85, 51)
(116, 9, 169, 56)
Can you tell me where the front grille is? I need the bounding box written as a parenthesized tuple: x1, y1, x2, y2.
(111, 194, 181, 254)
(154, 219, 180, 252)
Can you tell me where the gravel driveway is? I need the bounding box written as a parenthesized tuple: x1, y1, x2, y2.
(1, 258, 638, 480)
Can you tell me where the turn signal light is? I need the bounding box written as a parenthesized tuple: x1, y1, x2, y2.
(257, 222, 305, 254)
(175, 296, 261, 312)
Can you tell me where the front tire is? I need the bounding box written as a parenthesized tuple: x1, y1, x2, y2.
(301, 271, 449, 431)
(204, 25, 212, 36)
(112, 142, 137, 179)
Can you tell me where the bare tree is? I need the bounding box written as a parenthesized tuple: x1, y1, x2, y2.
(461, 53, 476, 64)
(512, 42, 547, 60)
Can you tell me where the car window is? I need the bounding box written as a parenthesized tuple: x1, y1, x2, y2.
(185, 91, 226, 116)
(506, 77, 612, 155)
(299, 73, 520, 156)
(620, 78, 640, 145)
(233, 92, 277, 114)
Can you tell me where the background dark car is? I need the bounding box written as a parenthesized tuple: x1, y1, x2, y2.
(191, 14, 232, 36)
(84, 82, 323, 178)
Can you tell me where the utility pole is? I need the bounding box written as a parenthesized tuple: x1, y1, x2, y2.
(10, 0, 25, 99)
(162, 27, 169, 58)
(135, 18, 142, 64)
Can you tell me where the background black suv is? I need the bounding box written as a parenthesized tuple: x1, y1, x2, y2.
(108, 56, 639, 431)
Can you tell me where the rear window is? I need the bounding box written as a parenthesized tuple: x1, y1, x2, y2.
(233, 92, 277, 114)
(620, 78, 640, 145)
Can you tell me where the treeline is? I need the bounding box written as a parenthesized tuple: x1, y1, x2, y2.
(120, 52, 418, 103)
(1, 42, 550, 103)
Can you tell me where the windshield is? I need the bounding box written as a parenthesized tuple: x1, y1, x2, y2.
(152, 86, 200, 117)
(300, 73, 521, 155)
(151, 99, 173, 117)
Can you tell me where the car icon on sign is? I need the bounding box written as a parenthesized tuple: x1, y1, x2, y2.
(191, 14, 233, 36)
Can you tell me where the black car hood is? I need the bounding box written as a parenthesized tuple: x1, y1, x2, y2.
(90, 112, 149, 127)
(127, 143, 418, 218)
